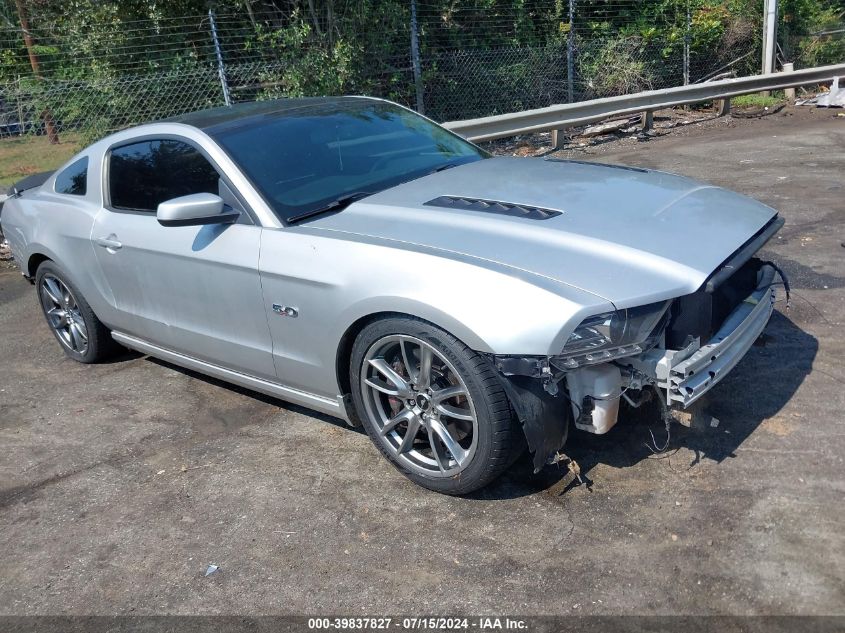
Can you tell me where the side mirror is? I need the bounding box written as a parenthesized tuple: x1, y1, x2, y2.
(157, 193, 239, 227)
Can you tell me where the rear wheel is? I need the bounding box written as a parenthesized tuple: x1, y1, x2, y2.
(36, 261, 117, 363)
(350, 316, 520, 495)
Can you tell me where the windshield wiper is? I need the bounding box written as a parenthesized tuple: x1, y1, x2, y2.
(287, 191, 373, 224)
(427, 161, 460, 175)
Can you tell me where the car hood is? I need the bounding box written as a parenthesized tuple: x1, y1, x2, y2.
(306, 157, 778, 307)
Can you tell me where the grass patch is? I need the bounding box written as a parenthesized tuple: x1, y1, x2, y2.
(732, 93, 784, 108)
(0, 133, 83, 188)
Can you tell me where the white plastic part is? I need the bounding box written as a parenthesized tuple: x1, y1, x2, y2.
(566, 364, 622, 434)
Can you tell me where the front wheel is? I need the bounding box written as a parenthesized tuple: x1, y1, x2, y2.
(350, 317, 521, 495)
(36, 261, 118, 364)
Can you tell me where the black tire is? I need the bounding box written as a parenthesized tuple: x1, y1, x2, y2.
(350, 316, 521, 495)
(35, 260, 118, 364)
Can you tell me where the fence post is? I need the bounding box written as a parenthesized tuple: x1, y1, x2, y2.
(410, 0, 425, 114)
(553, 0, 576, 149)
(15, 78, 24, 134)
(683, 0, 690, 85)
(783, 62, 796, 100)
(760, 0, 778, 96)
(762, 0, 778, 74)
(208, 9, 232, 107)
(567, 0, 575, 103)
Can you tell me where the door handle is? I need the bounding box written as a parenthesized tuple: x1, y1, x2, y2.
(95, 237, 122, 250)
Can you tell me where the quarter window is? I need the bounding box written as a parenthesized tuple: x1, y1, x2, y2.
(108, 139, 219, 212)
(55, 157, 88, 196)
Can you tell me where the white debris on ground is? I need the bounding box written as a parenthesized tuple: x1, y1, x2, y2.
(1, 192, 11, 265)
(796, 77, 845, 107)
(0, 237, 15, 268)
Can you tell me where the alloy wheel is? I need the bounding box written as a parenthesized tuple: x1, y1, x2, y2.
(360, 335, 478, 478)
(39, 274, 89, 355)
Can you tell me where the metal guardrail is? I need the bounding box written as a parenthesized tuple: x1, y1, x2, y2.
(443, 63, 845, 142)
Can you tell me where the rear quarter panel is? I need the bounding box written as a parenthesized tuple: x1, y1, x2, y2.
(1, 185, 114, 326)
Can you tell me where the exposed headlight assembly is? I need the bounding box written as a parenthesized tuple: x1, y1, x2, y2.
(555, 301, 670, 369)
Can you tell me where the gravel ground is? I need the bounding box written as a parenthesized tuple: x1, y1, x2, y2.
(0, 106, 843, 616)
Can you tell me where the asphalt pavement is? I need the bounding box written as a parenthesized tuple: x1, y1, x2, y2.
(1, 106, 843, 615)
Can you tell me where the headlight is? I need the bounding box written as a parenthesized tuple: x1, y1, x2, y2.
(555, 301, 670, 369)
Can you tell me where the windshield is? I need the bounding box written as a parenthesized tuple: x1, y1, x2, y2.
(210, 100, 487, 223)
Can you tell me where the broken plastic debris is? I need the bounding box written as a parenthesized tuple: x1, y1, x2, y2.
(549, 451, 584, 485)
(796, 77, 845, 107)
(204, 564, 219, 577)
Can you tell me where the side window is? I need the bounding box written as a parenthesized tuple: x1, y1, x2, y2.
(108, 139, 219, 212)
(55, 157, 88, 196)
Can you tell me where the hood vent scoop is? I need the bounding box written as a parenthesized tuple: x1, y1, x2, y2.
(424, 195, 562, 220)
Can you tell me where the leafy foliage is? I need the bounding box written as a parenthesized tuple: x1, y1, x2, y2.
(0, 0, 841, 138)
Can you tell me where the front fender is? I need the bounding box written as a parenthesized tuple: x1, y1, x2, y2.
(321, 232, 613, 358)
(261, 226, 612, 400)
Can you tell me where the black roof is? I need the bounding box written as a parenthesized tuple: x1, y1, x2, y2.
(163, 96, 378, 134)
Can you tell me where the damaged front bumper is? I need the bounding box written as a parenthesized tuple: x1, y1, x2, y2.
(493, 263, 781, 472)
(628, 263, 777, 408)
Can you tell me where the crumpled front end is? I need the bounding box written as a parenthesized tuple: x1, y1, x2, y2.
(647, 264, 777, 408)
(626, 260, 779, 407)
(494, 252, 786, 472)
(567, 257, 780, 428)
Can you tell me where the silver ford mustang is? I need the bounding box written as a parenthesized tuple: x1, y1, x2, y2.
(1, 97, 786, 494)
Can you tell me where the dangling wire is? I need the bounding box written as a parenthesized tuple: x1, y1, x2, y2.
(644, 386, 672, 455)
(760, 260, 791, 310)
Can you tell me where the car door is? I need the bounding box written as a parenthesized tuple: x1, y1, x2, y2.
(91, 137, 276, 381)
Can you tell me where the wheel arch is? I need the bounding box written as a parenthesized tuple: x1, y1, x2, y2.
(334, 308, 492, 402)
(23, 242, 65, 280)
(25, 247, 115, 331)
(27, 252, 52, 279)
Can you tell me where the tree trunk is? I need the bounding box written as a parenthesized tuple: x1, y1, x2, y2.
(243, 0, 257, 30)
(14, 0, 59, 144)
(306, 0, 324, 35)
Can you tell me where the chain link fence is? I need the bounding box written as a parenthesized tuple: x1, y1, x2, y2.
(0, 1, 839, 145)
(780, 29, 845, 70)
(421, 34, 760, 121)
